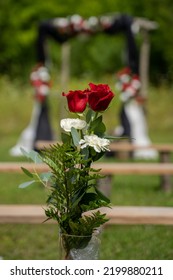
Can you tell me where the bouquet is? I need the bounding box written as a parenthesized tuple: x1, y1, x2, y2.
(20, 82, 115, 259)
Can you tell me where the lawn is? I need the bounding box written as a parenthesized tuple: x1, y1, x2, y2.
(0, 76, 173, 260)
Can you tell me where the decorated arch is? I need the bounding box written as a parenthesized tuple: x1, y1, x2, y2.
(10, 13, 158, 159)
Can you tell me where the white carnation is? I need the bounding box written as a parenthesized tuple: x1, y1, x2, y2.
(60, 118, 87, 132)
(79, 134, 110, 153)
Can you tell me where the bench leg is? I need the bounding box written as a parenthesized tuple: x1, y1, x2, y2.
(160, 152, 172, 192)
(97, 175, 112, 198)
(160, 175, 172, 192)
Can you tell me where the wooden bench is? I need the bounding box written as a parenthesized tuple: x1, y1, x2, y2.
(0, 204, 173, 225)
(0, 161, 173, 192)
(35, 141, 173, 163)
(109, 142, 173, 162)
(35, 141, 173, 191)
(0, 161, 173, 175)
(107, 142, 173, 192)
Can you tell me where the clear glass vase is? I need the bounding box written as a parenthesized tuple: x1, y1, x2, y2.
(59, 230, 101, 260)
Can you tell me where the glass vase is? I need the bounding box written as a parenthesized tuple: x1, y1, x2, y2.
(59, 230, 101, 260)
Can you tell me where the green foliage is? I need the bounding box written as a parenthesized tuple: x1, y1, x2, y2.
(19, 139, 110, 259)
(40, 143, 110, 231)
(0, 0, 173, 83)
(61, 211, 108, 256)
(71, 34, 123, 78)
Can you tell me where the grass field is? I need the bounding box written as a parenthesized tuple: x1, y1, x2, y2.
(0, 75, 173, 260)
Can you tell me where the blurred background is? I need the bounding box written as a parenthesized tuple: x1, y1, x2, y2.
(0, 0, 173, 152)
(0, 0, 173, 260)
(0, 0, 172, 82)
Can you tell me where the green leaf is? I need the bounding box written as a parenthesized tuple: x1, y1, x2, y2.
(20, 147, 30, 158)
(80, 193, 97, 205)
(61, 132, 71, 144)
(29, 150, 43, 163)
(81, 147, 89, 160)
(71, 127, 80, 146)
(95, 187, 110, 203)
(39, 172, 52, 182)
(90, 116, 106, 135)
(105, 135, 130, 140)
(21, 167, 33, 178)
(71, 188, 86, 208)
(91, 150, 105, 162)
(18, 180, 35, 189)
(86, 109, 93, 123)
(20, 148, 43, 163)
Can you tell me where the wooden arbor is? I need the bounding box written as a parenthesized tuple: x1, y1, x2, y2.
(134, 17, 158, 97)
(60, 16, 158, 98)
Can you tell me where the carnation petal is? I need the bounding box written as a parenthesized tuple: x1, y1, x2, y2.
(60, 118, 87, 132)
(79, 134, 110, 153)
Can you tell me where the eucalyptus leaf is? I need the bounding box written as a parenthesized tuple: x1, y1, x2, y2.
(20, 147, 30, 158)
(19, 180, 35, 189)
(20, 147, 43, 163)
(21, 167, 33, 178)
(29, 150, 43, 163)
(39, 172, 52, 182)
(71, 127, 80, 146)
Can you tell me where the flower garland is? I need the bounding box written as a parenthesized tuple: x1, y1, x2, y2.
(115, 67, 141, 102)
(30, 65, 51, 102)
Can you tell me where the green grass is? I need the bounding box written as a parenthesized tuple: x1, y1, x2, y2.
(1, 224, 173, 260)
(0, 76, 173, 260)
(0, 174, 46, 204)
(111, 175, 173, 207)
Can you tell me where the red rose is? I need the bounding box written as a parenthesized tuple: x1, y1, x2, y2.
(88, 83, 115, 111)
(62, 90, 88, 113)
